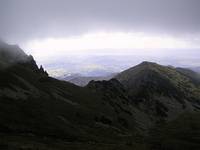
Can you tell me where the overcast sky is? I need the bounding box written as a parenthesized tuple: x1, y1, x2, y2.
(0, 0, 200, 70)
(1, 0, 200, 39)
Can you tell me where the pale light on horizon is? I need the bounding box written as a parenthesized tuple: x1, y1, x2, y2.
(22, 31, 199, 62)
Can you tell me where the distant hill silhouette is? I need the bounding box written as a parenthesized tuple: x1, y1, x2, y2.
(61, 73, 117, 86)
(191, 66, 200, 73)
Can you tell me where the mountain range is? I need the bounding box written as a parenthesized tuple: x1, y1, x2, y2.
(0, 41, 200, 150)
(60, 73, 117, 86)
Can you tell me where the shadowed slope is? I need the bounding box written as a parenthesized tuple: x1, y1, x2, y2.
(115, 62, 200, 121)
(0, 42, 200, 149)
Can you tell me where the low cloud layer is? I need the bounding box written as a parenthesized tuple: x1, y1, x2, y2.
(0, 0, 200, 71)
(0, 0, 200, 43)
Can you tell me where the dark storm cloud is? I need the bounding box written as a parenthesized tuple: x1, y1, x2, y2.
(0, 0, 200, 42)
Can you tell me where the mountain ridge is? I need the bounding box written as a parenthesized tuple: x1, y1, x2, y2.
(0, 42, 200, 149)
(115, 61, 200, 121)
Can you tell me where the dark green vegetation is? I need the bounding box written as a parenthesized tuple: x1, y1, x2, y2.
(149, 112, 200, 150)
(0, 41, 200, 149)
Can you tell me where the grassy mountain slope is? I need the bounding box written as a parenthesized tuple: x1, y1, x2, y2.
(115, 62, 200, 122)
(149, 112, 200, 150)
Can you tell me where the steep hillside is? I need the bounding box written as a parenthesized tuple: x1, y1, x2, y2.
(115, 62, 200, 121)
(176, 67, 200, 85)
(0, 41, 30, 68)
(149, 112, 200, 150)
(0, 41, 141, 149)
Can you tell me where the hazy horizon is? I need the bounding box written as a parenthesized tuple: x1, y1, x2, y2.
(1, 0, 200, 76)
